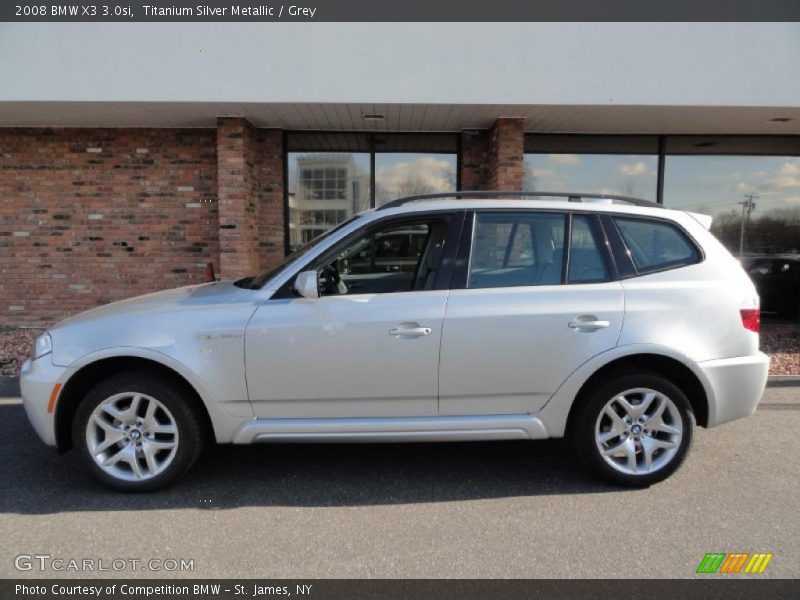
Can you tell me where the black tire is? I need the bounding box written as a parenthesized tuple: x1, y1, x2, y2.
(571, 370, 694, 487)
(72, 370, 205, 492)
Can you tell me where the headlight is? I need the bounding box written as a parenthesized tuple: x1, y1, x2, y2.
(33, 332, 52, 359)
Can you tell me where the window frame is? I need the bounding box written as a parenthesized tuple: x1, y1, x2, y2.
(271, 209, 466, 299)
(451, 209, 617, 291)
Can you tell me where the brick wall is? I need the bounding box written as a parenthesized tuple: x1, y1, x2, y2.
(460, 130, 492, 190)
(460, 118, 526, 191)
(216, 118, 257, 279)
(216, 118, 284, 279)
(488, 118, 525, 190)
(250, 128, 285, 273)
(0, 128, 219, 326)
(1, 117, 525, 327)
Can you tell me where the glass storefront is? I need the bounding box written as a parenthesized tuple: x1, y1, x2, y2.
(287, 152, 370, 252)
(523, 153, 659, 201)
(286, 133, 458, 250)
(286, 134, 799, 261)
(664, 155, 800, 256)
(374, 153, 457, 206)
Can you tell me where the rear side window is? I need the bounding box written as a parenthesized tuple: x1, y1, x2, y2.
(468, 212, 566, 288)
(614, 217, 699, 273)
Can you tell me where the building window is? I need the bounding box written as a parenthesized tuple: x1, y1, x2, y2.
(286, 133, 458, 251)
(663, 155, 800, 256)
(523, 135, 660, 202)
(523, 154, 659, 201)
(375, 153, 457, 206)
(300, 166, 348, 200)
(287, 152, 371, 252)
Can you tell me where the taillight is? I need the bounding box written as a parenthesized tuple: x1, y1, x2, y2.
(740, 308, 760, 333)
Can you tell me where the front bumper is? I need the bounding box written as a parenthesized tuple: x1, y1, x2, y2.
(696, 352, 770, 428)
(20, 356, 69, 446)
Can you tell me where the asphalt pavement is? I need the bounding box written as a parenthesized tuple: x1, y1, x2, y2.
(0, 382, 798, 579)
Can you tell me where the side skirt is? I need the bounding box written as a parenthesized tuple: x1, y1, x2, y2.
(232, 414, 549, 444)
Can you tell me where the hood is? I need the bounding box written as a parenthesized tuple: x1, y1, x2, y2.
(52, 280, 251, 331)
(48, 280, 260, 367)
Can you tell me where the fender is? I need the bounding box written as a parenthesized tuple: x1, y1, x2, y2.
(61, 346, 251, 443)
(536, 343, 715, 437)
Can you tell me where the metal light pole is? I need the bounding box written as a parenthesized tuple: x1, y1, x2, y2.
(738, 193, 758, 257)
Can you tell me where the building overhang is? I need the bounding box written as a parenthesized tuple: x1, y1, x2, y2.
(1, 102, 799, 135)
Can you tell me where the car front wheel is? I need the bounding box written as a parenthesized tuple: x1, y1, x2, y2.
(572, 372, 694, 487)
(73, 371, 204, 492)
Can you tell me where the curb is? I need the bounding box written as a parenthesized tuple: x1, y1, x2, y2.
(766, 375, 800, 388)
(0, 376, 20, 398)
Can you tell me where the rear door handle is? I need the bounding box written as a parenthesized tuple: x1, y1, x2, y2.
(568, 316, 610, 332)
(389, 323, 432, 337)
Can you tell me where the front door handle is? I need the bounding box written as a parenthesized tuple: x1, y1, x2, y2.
(389, 323, 432, 337)
(568, 316, 610, 332)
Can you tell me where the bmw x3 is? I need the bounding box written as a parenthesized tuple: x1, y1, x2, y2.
(21, 192, 770, 491)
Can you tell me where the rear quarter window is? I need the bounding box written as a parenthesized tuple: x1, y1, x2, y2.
(614, 217, 700, 274)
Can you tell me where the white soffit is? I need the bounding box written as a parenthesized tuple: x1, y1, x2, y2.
(1, 102, 799, 135)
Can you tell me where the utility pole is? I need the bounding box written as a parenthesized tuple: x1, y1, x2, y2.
(738, 193, 758, 257)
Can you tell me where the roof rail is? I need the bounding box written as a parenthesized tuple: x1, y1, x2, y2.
(377, 190, 662, 211)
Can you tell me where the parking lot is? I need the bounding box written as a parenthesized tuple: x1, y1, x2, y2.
(1, 381, 798, 579)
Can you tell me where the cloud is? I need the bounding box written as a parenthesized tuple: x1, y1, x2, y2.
(735, 182, 755, 192)
(764, 176, 800, 191)
(618, 161, 650, 176)
(761, 161, 800, 192)
(375, 156, 454, 196)
(547, 154, 581, 166)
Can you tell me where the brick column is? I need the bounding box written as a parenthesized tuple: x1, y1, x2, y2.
(460, 117, 525, 192)
(488, 117, 525, 191)
(460, 130, 491, 190)
(216, 117, 284, 279)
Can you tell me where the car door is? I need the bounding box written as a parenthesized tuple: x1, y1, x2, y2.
(438, 210, 624, 415)
(246, 211, 462, 418)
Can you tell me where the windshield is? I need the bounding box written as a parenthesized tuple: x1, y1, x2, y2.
(236, 215, 361, 290)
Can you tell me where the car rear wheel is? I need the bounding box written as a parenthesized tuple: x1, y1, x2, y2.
(73, 371, 204, 492)
(572, 371, 694, 487)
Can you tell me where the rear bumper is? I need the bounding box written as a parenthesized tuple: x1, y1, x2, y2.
(20, 356, 69, 447)
(696, 352, 770, 428)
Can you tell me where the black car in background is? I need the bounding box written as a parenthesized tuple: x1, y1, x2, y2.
(743, 255, 800, 318)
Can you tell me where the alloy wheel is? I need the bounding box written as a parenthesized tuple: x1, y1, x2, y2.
(85, 392, 179, 482)
(594, 387, 683, 476)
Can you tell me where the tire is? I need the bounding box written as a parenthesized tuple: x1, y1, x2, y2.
(571, 371, 694, 487)
(72, 370, 205, 492)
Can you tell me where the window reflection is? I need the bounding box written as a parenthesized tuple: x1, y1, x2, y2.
(288, 153, 370, 251)
(375, 153, 456, 206)
(523, 154, 658, 201)
(664, 156, 800, 256)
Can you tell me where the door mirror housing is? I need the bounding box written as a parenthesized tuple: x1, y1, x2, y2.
(294, 270, 320, 299)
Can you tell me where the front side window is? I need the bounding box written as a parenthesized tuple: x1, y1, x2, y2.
(318, 217, 450, 296)
(468, 212, 566, 289)
(614, 217, 700, 273)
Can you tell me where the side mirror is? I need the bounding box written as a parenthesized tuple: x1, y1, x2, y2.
(294, 270, 319, 299)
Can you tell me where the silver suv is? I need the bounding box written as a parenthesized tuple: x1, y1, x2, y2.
(21, 192, 770, 491)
